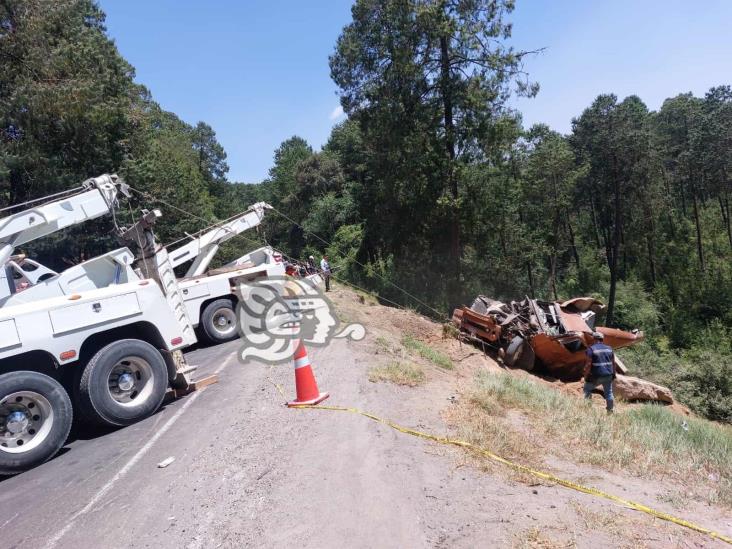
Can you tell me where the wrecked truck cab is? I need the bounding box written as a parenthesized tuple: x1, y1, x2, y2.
(533, 326, 644, 380)
(453, 295, 644, 381)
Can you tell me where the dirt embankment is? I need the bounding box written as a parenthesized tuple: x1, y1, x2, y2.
(327, 283, 732, 548)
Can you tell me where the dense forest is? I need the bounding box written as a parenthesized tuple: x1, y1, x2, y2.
(1, 1, 730, 420)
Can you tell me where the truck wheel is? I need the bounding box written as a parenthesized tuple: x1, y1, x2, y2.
(200, 299, 238, 344)
(78, 339, 167, 427)
(504, 336, 535, 371)
(0, 371, 73, 475)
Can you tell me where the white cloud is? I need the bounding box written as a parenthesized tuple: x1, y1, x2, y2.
(329, 105, 345, 121)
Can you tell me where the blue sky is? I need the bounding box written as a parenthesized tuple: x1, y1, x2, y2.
(98, 0, 731, 183)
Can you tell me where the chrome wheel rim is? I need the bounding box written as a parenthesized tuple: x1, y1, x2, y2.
(0, 391, 54, 454)
(212, 307, 236, 337)
(107, 357, 154, 407)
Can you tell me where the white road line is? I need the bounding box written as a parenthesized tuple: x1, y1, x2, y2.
(0, 512, 19, 531)
(44, 352, 238, 549)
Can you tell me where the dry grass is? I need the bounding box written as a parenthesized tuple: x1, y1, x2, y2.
(656, 489, 691, 510)
(353, 287, 379, 305)
(568, 499, 701, 548)
(442, 322, 460, 339)
(453, 370, 732, 507)
(372, 333, 454, 372)
(374, 336, 393, 353)
(368, 361, 426, 386)
(570, 500, 627, 539)
(512, 527, 576, 549)
(402, 335, 454, 369)
(449, 402, 544, 470)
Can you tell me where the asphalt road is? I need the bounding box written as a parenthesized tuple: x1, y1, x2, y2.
(0, 337, 463, 549)
(0, 340, 260, 548)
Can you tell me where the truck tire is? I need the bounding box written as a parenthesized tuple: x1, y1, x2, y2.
(0, 371, 73, 475)
(504, 336, 535, 371)
(77, 339, 167, 427)
(200, 299, 238, 344)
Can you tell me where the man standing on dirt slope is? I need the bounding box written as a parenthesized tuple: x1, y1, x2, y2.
(583, 332, 617, 413)
(320, 255, 332, 292)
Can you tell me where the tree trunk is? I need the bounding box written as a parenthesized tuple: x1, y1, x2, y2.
(606, 177, 622, 326)
(565, 212, 581, 270)
(690, 185, 705, 273)
(620, 225, 627, 279)
(549, 253, 558, 301)
(679, 177, 687, 216)
(9, 170, 24, 204)
(439, 34, 460, 306)
(517, 205, 535, 297)
(588, 196, 602, 248)
(646, 234, 656, 286)
(719, 194, 732, 250)
(666, 212, 676, 239)
(645, 205, 657, 286)
(526, 262, 535, 298)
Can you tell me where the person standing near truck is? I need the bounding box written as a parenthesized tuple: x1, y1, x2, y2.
(583, 331, 616, 413)
(320, 255, 331, 291)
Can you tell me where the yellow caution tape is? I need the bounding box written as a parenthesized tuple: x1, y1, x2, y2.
(290, 404, 732, 545)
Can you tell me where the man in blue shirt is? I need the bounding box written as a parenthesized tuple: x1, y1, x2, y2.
(583, 332, 616, 413)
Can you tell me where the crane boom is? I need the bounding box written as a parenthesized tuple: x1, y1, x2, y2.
(0, 173, 128, 301)
(0, 174, 128, 266)
(169, 202, 271, 278)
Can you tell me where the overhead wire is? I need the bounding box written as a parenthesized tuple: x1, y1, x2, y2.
(126, 184, 270, 254)
(331, 272, 422, 313)
(124, 185, 449, 321)
(0, 185, 85, 213)
(161, 208, 264, 250)
(126, 185, 217, 230)
(249, 231, 445, 320)
(266, 204, 449, 321)
(125, 185, 268, 251)
(268, 246, 414, 313)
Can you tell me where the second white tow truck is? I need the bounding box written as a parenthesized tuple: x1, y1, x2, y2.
(168, 203, 286, 343)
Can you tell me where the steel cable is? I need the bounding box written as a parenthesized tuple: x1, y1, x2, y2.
(266, 204, 449, 321)
(124, 185, 449, 321)
(0, 186, 85, 213)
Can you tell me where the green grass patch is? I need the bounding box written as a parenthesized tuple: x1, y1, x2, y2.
(368, 361, 425, 386)
(463, 371, 732, 507)
(401, 335, 453, 369)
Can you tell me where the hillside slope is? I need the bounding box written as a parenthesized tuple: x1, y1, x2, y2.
(328, 283, 732, 547)
(2, 283, 729, 548)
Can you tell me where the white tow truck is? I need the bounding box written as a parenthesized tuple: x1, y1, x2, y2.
(0, 175, 198, 474)
(168, 204, 286, 343)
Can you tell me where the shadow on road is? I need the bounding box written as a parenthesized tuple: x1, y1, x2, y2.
(0, 400, 181, 482)
(0, 339, 230, 482)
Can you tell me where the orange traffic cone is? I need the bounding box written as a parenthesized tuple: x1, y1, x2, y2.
(286, 339, 329, 407)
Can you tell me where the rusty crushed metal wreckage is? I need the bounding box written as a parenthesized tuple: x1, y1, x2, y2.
(452, 295, 674, 404)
